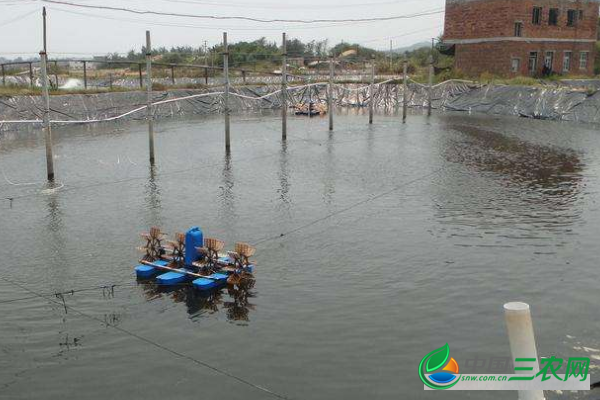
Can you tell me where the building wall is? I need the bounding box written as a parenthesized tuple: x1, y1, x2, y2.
(443, 0, 599, 76)
(445, 0, 599, 40)
(455, 41, 595, 76)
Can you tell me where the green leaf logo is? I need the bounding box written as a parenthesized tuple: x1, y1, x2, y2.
(419, 343, 460, 390)
(426, 344, 450, 372)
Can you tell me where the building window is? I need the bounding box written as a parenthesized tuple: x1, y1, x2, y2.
(544, 51, 554, 72)
(549, 8, 559, 25)
(563, 51, 572, 72)
(529, 52, 538, 74)
(511, 58, 521, 73)
(514, 22, 523, 37)
(567, 10, 577, 26)
(532, 6, 542, 25)
(580, 52, 589, 70)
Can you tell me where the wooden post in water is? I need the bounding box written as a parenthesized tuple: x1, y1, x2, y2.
(171, 65, 175, 85)
(402, 59, 408, 123)
(223, 32, 231, 152)
(328, 56, 334, 131)
(427, 54, 434, 117)
(281, 32, 287, 140)
(83, 61, 87, 89)
(109, 73, 113, 90)
(307, 75, 312, 119)
(29, 62, 34, 88)
(204, 67, 209, 85)
(146, 31, 155, 165)
(369, 55, 375, 124)
(40, 51, 54, 181)
(1, 64, 5, 86)
(242, 70, 247, 84)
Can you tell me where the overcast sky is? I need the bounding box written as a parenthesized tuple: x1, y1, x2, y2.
(0, 0, 445, 58)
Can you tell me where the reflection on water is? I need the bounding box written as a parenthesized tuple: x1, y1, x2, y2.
(137, 280, 256, 324)
(434, 122, 585, 236)
(143, 166, 163, 228)
(219, 153, 237, 236)
(443, 123, 584, 192)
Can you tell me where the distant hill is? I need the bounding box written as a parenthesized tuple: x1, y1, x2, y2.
(392, 41, 431, 54)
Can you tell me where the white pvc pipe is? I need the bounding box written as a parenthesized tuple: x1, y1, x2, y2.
(504, 302, 545, 400)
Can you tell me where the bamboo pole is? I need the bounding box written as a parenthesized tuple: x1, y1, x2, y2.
(403, 59, 408, 123)
(328, 56, 334, 131)
(146, 31, 155, 165)
(223, 32, 231, 152)
(40, 51, 54, 181)
(281, 32, 287, 140)
(369, 55, 375, 124)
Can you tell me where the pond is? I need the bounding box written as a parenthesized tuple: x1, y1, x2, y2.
(0, 110, 599, 399)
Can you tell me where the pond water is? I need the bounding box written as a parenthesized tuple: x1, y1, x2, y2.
(0, 110, 599, 399)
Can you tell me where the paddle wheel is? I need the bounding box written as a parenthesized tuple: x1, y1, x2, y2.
(164, 232, 186, 269)
(195, 237, 225, 274)
(137, 226, 165, 262)
(227, 242, 256, 287)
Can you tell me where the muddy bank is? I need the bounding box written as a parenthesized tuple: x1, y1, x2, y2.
(2, 82, 600, 132)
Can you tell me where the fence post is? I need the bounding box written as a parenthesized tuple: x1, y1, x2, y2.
(83, 61, 87, 89)
(204, 67, 209, 85)
(53, 60, 59, 88)
(29, 62, 34, 88)
(428, 55, 434, 116)
(403, 59, 408, 123)
(1, 64, 5, 86)
(369, 55, 375, 124)
(223, 32, 231, 152)
(242, 70, 247, 84)
(170, 65, 175, 85)
(146, 31, 155, 165)
(328, 56, 334, 131)
(138, 63, 143, 89)
(504, 302, 544, 400)
(40, 51, 54, 181)
(109, 73, 113, 90)
(281, 32, 287, 140)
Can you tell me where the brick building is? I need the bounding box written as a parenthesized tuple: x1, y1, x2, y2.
(442, 0, 600, 77)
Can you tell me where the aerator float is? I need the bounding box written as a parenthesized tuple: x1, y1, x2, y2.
(135, 227, 256, 292)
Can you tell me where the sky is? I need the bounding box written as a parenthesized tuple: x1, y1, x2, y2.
(0, 0, 446, 59)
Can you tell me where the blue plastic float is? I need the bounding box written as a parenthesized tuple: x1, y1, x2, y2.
(135, 259, 170, 279)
